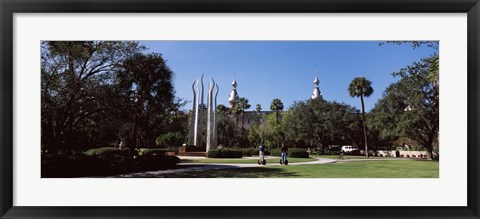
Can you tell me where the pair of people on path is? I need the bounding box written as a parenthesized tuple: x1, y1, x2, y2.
(258, 142, 288, 164)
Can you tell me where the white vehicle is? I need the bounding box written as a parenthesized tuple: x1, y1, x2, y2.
(341, 145, 358, 152)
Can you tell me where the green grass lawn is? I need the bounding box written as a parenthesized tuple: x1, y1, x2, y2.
(181, 157, 316, 164)
(314, 155, 397, 160)
(168, 160, 438, 178)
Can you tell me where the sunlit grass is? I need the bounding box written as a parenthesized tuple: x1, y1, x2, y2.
(181, 157, 316, 164)
(313, 155, 397, 160)
(165, 160, 438, 178)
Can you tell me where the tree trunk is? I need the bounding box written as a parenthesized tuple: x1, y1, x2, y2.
(242, 111, 245, 147)
(51, 133, 60, 155)
(276, 111, 279, 124)
(425, 130, 435, 160)
(276, 110, 279, 148)
(130, 114, 138, 149)
(361, 95, 369, 158)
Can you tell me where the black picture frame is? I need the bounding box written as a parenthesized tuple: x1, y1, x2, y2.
(1, 0, 479, 218)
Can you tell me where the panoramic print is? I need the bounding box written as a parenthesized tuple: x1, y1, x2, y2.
(41, 41, 439, 178)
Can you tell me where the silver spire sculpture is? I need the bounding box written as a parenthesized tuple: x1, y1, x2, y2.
(213, 82, 219, 147)
(190, 75, 218, 152)
(206, 78, 219, 151)
(193, 75, 204, 147)
(188, 80, 197, 145)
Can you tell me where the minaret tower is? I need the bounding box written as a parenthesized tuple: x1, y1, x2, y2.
(228, 76, 239, 107)
(311, 70, 323, 100)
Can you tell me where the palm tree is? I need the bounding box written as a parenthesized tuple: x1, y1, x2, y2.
(255, 104, 262, 124)
(256, 104, 262, 114)
(270, 98, 284, 124)
(217, 104, 230, 115)
(348, 77, 374, 158)
(230, 103, 241, 126)
(237, 98, 251, 131)
(229, 103, 241, 146)
(270, 98, 284, 148)
(237, 97, 251, 147)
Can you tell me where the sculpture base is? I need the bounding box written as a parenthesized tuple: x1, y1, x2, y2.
(178, 146, 206, 157)
(177, 152, 207, 157)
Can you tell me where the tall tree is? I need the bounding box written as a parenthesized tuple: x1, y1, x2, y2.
(41, 41, 143, 154)
(393, 55, 439, 159)
(229, 102, 242, 146)
(216, 104, 235, 146)
(374, 40, 439, 159)
(237, 98, 252, 130)
(348, 77, 374, 158)
(255, 104, 262, 125)
(270, 98, 284, 124)
(256, 104, 262, 113)
(269, 98, 284, 147)
(282, 99, 361, 150)
(237, 97, 251, 147)
(116, 52, 175, 148)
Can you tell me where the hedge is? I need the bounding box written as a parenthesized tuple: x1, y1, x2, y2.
(138, 148, 175, 156)
(270, 148, 281, 156)
(211, 147, 271, 157)
(270, 148, 309, 158)
(288, 148, 309, 158)
(248, 148, 271, 156)
(345, 150, 362, 155)
(135, 154, 180, 171)
(181, 145, 206, 152)
(43, 148, 180, 177)
(84, 147, 130, 156)
(239, 148, 254, 156)
(207, 148, 243, 158)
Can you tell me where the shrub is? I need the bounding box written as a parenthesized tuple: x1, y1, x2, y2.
(321, 151, 341, 155)
(224, 147, 271, 157)
(41, 153, 121, 178)
(345, 150, 362, 156)
(269, 148, 309, 158)
(183, 145, 206, 152)
(230, 148, 253, 156)
(138, 148, 174, 156)
(207, 148, 243, 158)
(155, 132, 184, 147)
(287, 148, 309, 158)
(84, 147, 130, 156)
(234, 148, 252, 156)
(270, 148, 282, 156)
(42, 148, 180, 177)
(248, 148, 271, 156)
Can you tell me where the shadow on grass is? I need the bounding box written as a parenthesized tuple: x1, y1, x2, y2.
(133, 166, 300, 178)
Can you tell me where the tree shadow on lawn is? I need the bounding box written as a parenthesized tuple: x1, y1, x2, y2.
(154, 166, 300, 178)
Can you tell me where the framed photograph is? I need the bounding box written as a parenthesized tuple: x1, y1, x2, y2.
(1, 0, 479, 218)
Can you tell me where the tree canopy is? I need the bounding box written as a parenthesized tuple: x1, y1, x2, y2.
(41, 41, 182, 154)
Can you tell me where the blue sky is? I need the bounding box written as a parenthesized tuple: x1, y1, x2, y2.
(140, 41, 437, 112)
